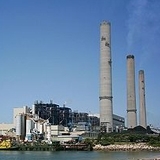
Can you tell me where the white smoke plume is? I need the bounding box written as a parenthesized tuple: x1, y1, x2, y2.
(127, 0, 160, 67)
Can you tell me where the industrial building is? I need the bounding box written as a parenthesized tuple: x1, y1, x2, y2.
(0, 123, 14, 135)
(72, 111, 89, 124)
(32, 101, 72, 127)
(13, 105, 72, 142)
(113, 114, 125, 132)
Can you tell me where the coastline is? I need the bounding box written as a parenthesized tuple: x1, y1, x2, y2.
(93, 143, 160, 151)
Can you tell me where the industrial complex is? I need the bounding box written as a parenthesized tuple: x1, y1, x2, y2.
(0, 101, 125, 142)
(0, 20, 150, 143)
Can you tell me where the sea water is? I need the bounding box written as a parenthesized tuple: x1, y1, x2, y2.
(0, 150, 160, 160)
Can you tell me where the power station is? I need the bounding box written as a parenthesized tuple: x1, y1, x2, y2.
(139, 70, 147, 128)
(0, 20, 152, 139)
(99, 21, 113, 132)
(126, 55, 137, 128)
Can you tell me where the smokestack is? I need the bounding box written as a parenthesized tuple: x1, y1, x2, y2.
(126, 55, 137, 128)
(99, 21, 113, 132)
(139, 70, 147, 128)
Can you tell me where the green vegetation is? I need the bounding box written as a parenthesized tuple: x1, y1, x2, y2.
(86, 125, 160, 147)
(75, 126, 160, 148)
(148, 136, 160, 147)
(95, 132, 160, 147)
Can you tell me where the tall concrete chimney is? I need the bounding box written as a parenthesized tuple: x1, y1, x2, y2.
(99, 21, 113, 132)
(139, 70, 147, 128)
(126, 55, 137, 128)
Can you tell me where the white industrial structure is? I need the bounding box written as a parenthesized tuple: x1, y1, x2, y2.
(15, 114, 26, 140)
(126, 55, 137, 128)
(45, 123, 51, 142)
(99, 21, 113, 132)
(139, 70, 147, 128)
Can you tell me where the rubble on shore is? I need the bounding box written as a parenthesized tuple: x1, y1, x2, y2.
(93, 143, 160, 151)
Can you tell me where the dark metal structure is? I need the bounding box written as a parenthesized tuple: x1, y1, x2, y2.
(33, 101, 72, 126)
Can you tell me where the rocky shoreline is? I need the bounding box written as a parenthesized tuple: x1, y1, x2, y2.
(93, 143, 160, 151)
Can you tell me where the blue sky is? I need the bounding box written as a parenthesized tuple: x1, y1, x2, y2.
(0, 0, 160, 127)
